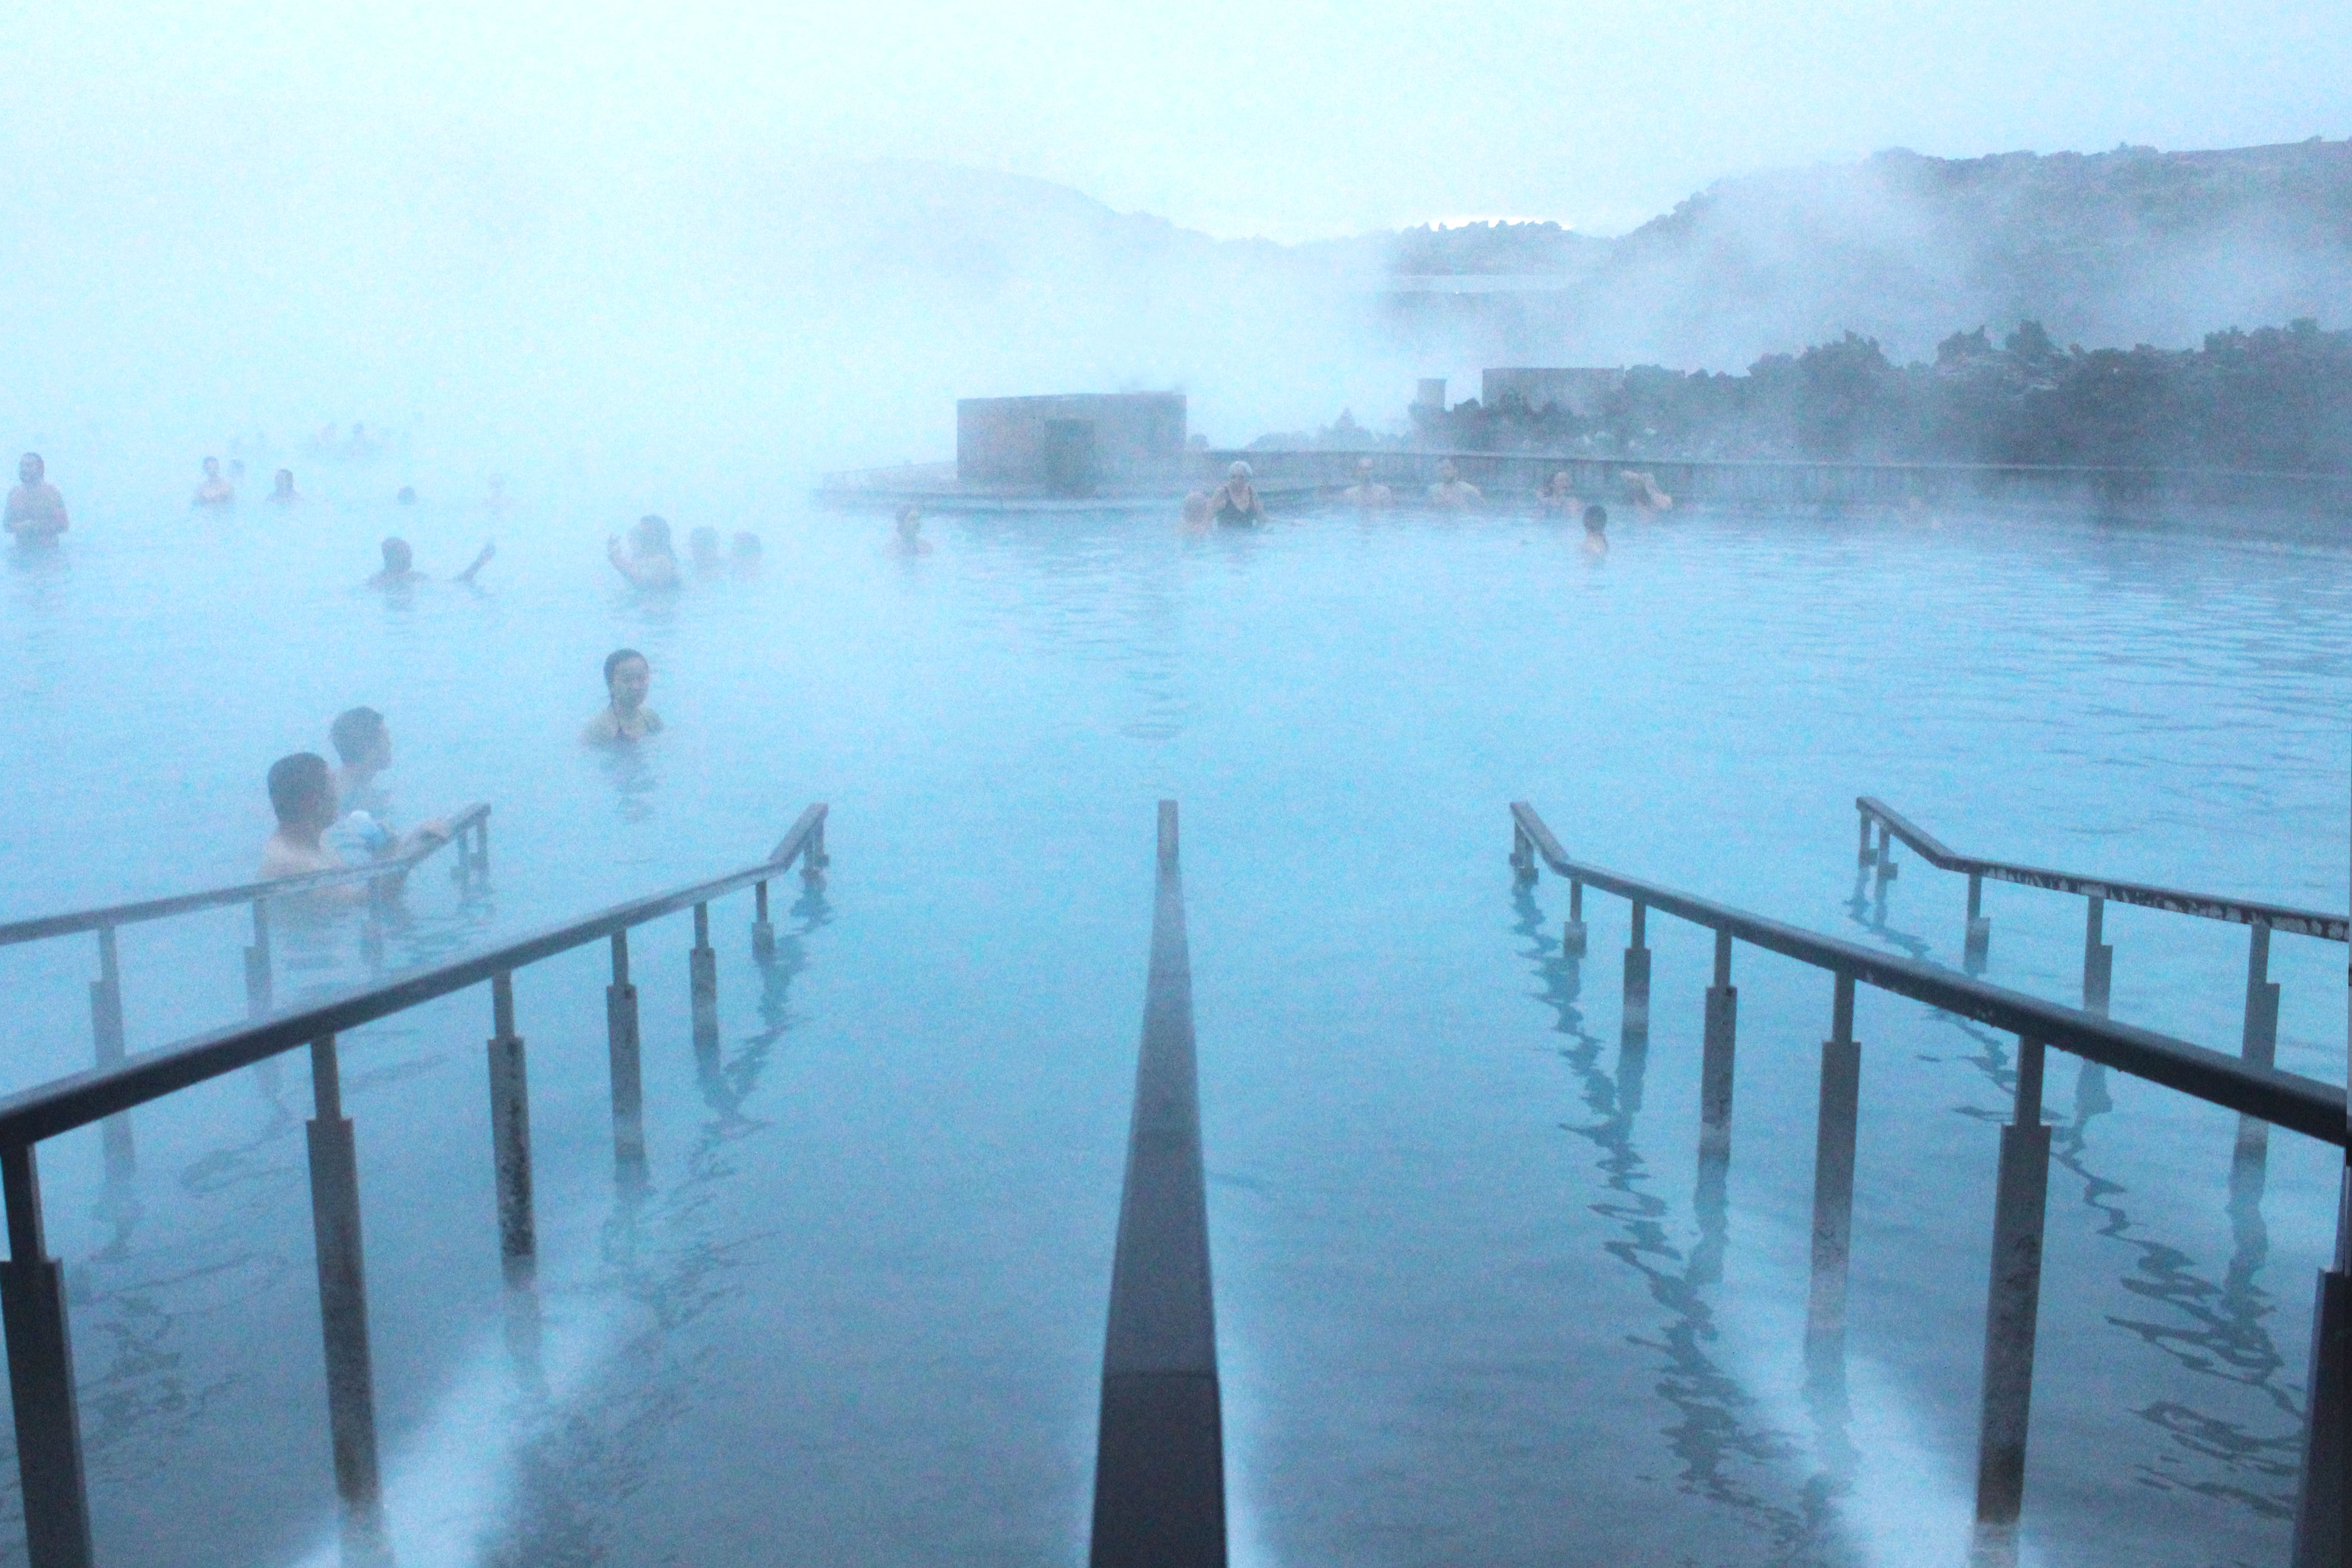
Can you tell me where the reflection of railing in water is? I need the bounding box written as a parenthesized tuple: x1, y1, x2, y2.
(0, 804, 493, 1184)
(1090, 802, 1225, 1568)
(1835, 873, 2315, 1528)
(1853, 793, 2348, 1186)
(1507, 801, 2347, 1568)
(0, 804, 829, 1568)
(1509, 884, 1835, 1562)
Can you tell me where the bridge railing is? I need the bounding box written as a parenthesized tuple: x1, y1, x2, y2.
(1509, 800, 2346, 1568)
(0, 804, 492, 1179)
(0, 803, 829, 1568)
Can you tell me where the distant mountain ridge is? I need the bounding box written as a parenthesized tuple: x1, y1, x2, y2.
(1382, 139, 2352, 371)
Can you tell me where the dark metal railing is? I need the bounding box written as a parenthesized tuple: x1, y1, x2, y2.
(0, 804, 492, 1181)
(0, 803, 828, 1568)
(1089, 802, 1226, 1568)
(1509, 801, 2347, 1568)
(1854, 794, 2347, 1184)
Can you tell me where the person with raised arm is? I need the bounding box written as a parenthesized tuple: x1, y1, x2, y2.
(193, 456, 234, 506)
(608, 514, 681, 589)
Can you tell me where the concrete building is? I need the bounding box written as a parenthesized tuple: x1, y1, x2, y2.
(1480, 368, 1625, 417)
(956, 392, 1187, 495)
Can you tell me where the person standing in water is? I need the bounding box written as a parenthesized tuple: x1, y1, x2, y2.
(892, 505, 933, 555)
(584, 648, 663, 744)
(1581, 503, 1609, 557)
(5, 454, 69, 544)
(608, 514, 681, 589)
(369, 536, 495, 587)
(1341, 458, 1392, 510)
(1536, 470, 1576, 514)
(194, 456, 234, 506)
(1427, 459, 1482, 510)
(260, 753, 354, 882)
(326, 706, 448, 858)
(269, 469, 302, 505)
(1209, 461, 1265, 525)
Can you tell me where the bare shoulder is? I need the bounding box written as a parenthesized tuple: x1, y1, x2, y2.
(641, 708, 666, 734)
(582, 710, 619, 745)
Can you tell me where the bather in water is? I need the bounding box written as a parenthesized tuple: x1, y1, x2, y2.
(1210, 461, 1265, 525)
(4, 454, 69, 544)
(583, 647, 663, 745)
(1536, 470, 1576, 515)
(193, 456, 235, 507)
(1342, 458, 1392, 510)
(1426, 459, 1482, 510)
(892, 505, 933, 555)
(608, 514, 681, 589)
(1581, 503, 1609, 558)
(368, 537, 495, 588)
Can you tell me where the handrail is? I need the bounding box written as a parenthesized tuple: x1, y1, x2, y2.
(1511, 802, 2344, 1145)
(1855, 796, 2348, 941)
(0, 802, 829, 1568)
(1510, 799, 2345, 1564)
(0, 803, 823, 1150)
(0, 802, 495, 948)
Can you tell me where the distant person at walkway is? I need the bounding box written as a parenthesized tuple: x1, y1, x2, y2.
(1342, 458, 1392, 510)
(194, 456, 234, 506)
(689, 524, 724, 575)
(608, 514, 681, 589)
(1622, 470, 1673, 511)
(269, 469, 301, 505)
(1536, 470, 1576, 514)
(892, 505, 933, 555)
(584, 648, 663, 745)
(729, 531, 762, 576)
(1427, 459, 1482, 510)
(5, 454, 69, 544)
(1582, 503, 1609, 557)
(1210, 461, 1264, 525)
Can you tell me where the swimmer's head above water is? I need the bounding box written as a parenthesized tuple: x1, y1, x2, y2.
(331, 706, 391, 773)
(604, 647, 651, 712)
(19, 454, 42, 485)
(1583, 504, 1607, 532)
(632, 515, 673, 555)
(1228, 461, 1252, 482)
(896, 505, 922, 539)
(267, 752, 338, 833)
(379, 537, 414, 575)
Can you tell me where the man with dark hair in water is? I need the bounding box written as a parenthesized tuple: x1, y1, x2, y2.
(194, 456, 234, 506)
(270, 469, 301, 505)
(328, 706, 446, 858)
(584, 648, 662, 744)
(1582, 503, 1609, 557)
(260, 753, 354, 885)
(5, 454, 68, 544)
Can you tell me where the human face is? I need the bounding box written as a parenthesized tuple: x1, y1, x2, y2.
(203, 457, 220, 478)
(1439, 461, 1459, 482)
(609, 657, 652, 713)
(18, 455, 39, 485)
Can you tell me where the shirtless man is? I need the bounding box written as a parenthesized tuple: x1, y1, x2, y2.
(4, 454, 68, 544)
(1208, 461, 1265, 525)
(326, 706, 448, 858)
(1341, 458, 1392, 510)
(1622, 470, 1674, 511)
(269, 469, 301, 505)
(608, 515, 681, 589)
(261, 754, 350, 882)
(583, 648, 663, 744)
(194, 456, 234, 506)
(1427, 459, 1482, 510)
(1536, 470, 1576, 514)
(1582, 503, 1609, 557)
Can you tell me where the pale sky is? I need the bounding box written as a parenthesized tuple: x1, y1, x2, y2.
(19, 0, 2349, 240)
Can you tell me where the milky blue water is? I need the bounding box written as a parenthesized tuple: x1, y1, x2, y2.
(0, 491, 2343, 1567)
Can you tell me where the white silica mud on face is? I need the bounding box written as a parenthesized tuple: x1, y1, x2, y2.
(0, 496, 2342, 1567)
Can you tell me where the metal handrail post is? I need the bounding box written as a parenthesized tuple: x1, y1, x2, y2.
(1, 1144, 93, 1568)
(1622, 901, 1651, 1044)
(1700, 928, 1737, 1162)
(2234, 922, 2282, 1173)
(1971, 1037, 2053, 1564)
(751, 878, 775, 959)
(690, 901, 720, 1064)
(91, 927, 133, 1181)
(607, 931, 646, 1181)
(1806, 972, 1862, 1371)
(486, 972, 534, 1287)
(2081, 896, 2113, 1016)
(305, 1035, 387, 1560)
(1965, 872, 1990, 973)
(2289, 1161, 2347, 1568)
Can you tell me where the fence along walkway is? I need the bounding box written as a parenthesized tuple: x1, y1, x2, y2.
(0, 804, 828, 1568)
(1090, 802, 1226, 1568)
(1509, 801, 2347, 1568)
(0, 804, 491, 1182)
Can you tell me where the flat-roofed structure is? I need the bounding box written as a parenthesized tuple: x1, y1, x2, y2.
(1481, 367, 1624, 417)
(957, 392, 1187, 495)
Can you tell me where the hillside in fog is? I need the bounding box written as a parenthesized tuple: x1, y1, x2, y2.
(1389, 138, 2352, 370)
